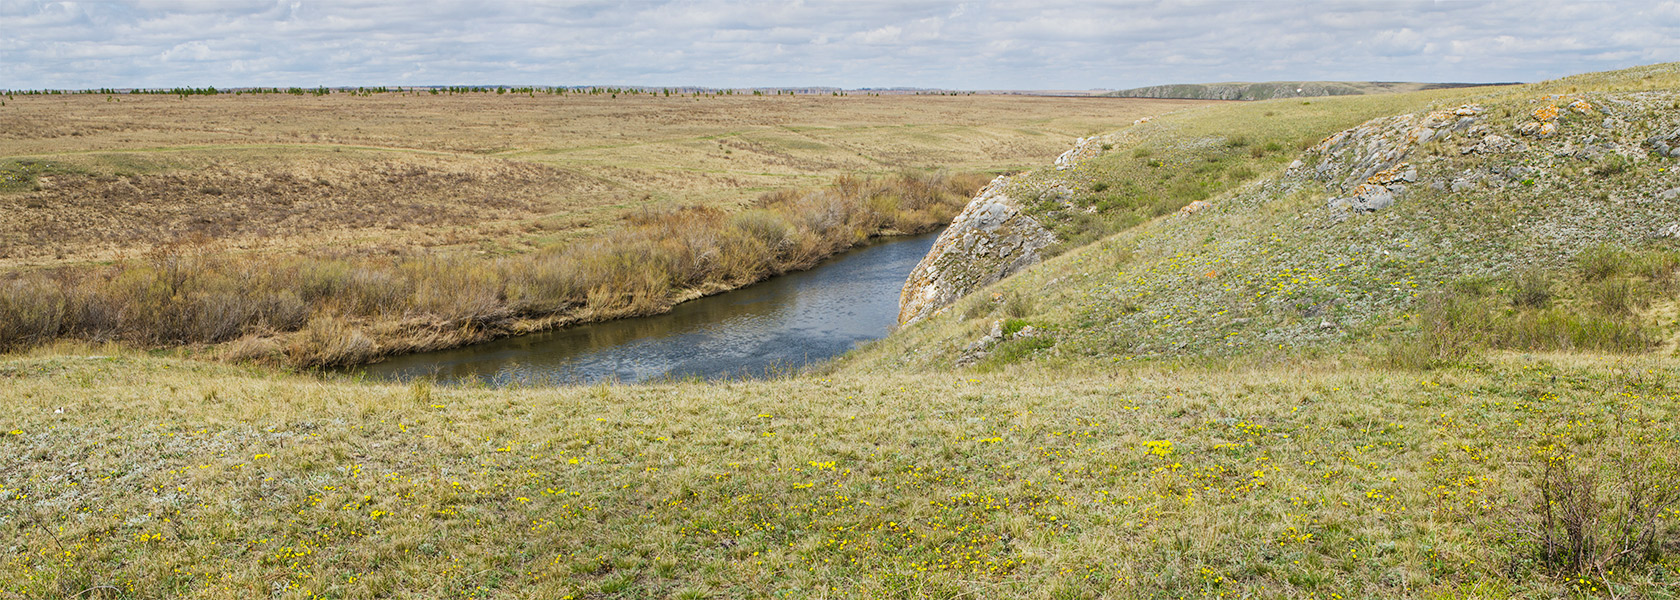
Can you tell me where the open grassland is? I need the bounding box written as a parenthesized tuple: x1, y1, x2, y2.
(0, 92, 1206, 266)
(7, 350, 1680, 598)
(0, 92, 1204, 364)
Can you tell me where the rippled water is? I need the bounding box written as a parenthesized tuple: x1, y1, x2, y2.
(351, 230, 940, 386)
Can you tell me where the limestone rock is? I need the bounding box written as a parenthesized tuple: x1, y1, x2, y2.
(898, 176, 1057, 325)
(1464, 134, 1527, 155)
(1292, 106, 1483, 217)
(1055, 137, 1105, 170)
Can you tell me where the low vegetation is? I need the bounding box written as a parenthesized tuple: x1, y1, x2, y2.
(7, 351, 1680, 598)
(0, 172, 987, 366)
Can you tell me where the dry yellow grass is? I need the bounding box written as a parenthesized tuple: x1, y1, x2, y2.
(0, 92, 1208, 267)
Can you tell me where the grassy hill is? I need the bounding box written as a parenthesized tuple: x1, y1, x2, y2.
(1104, 81, 1517, 101)
(6, 63, 1680, 598)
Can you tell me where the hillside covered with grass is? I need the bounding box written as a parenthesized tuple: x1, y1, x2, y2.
(7, 63, 1680, 598)
(1102, 81, 1513, 101)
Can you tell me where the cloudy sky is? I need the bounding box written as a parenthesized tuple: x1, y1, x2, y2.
(2, 0, 1677, 91)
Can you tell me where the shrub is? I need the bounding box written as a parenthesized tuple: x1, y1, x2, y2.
(285, 316, 377, 367)
(1510, 268, 1554, 308)
(1590, 279, 1644, 315)
(1577, 245, 1626, 282)
(1002, 290, 1035, 319)
(1503, 433, 1680, 577)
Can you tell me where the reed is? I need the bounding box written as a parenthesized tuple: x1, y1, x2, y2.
(0, 172, 988, 366)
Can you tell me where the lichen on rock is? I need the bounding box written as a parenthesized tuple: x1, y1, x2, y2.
(897, 175, 1057, 325)
(1291, 104, 1482, 218)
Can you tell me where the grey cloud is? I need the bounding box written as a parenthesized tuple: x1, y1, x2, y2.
(0, 0, 1675, 90)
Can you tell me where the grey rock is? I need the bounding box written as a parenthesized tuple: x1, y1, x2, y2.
(1603, 117, 1616, 129)
(899, 177, 1058, 325)
(1670, 147, 1680, 159)
(1451, 178, 1477, 192)
(1659, 187, 1680, 201)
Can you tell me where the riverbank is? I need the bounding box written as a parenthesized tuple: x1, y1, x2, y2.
(0, 172, 987, 368)
(354, 227, 942, 385)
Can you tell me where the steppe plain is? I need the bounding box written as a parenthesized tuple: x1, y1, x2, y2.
(0, 92, 1205, 267)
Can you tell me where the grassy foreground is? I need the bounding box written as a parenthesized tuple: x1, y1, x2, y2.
(7, 349, 1680, 598)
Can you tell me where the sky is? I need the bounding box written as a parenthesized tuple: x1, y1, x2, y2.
(2, 0, 1678, 91)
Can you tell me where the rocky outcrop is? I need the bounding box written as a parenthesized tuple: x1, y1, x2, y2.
(897, 176, 1057, 325)
(1055, 137, 1106, 170)
(1289, 104, 1484, 218)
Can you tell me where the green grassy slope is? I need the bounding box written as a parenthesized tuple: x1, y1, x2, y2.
(1102, 81, 1513, 101)
(864, 62, 1680, 375)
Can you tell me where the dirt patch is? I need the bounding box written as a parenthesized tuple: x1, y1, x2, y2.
(0, 155, 591, 263)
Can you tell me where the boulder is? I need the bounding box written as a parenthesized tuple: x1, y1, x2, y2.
(898, 176, 1057, 325)
(1055, 137, 1105, 170)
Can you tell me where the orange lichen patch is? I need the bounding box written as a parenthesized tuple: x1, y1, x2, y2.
(1539, 122, 1557, 137)
(1179, 200, 1211, 215)
(1344, 183, 1384, 197)
(1453, 104, 1484, 116)
(1310, 130, 1350, 154)
(1532, 105, 1561, 123)
(1569, 99, 1595, 114)
(1365, 163, 1411, 186)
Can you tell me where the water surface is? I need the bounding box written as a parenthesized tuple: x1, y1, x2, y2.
(353, 230, 939, 386)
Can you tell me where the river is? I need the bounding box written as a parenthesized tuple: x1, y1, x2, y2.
(350, 229, 940, 386)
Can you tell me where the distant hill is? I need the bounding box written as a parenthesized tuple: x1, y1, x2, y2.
(1102, 80, 1517, 100)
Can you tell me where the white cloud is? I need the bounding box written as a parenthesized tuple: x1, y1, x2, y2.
(0, 0, 1674, 90)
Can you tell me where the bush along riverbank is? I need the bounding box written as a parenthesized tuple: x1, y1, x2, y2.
(0, 171, 989, 367)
